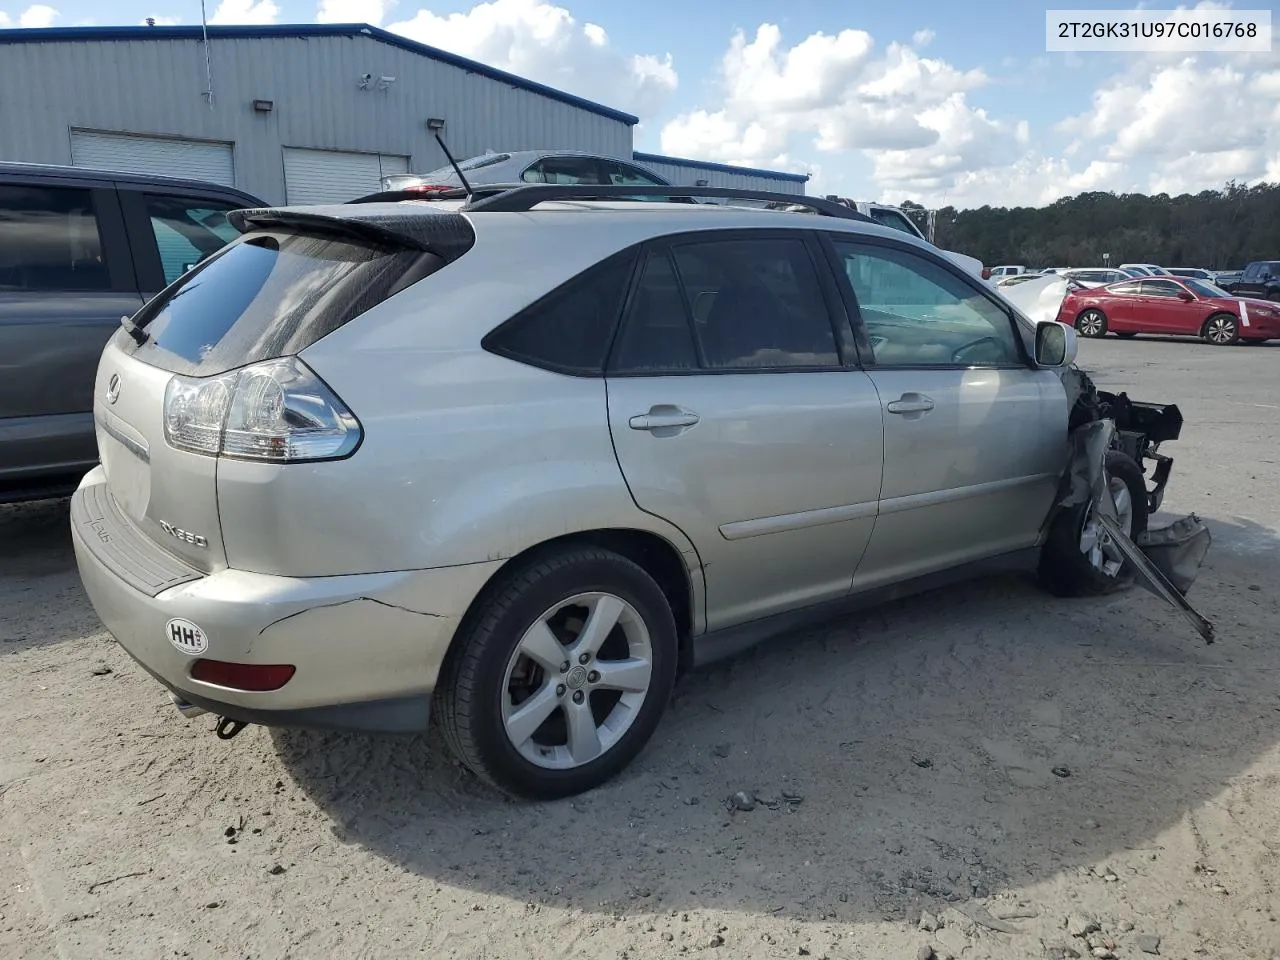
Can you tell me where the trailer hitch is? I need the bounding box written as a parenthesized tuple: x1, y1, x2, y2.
(214, 716, 250, 740)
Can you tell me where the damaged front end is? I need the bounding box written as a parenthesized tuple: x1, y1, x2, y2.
(1050, 367, 1215, 642)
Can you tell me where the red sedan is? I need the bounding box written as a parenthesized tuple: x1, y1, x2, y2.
(1057, 275, 1280, 345)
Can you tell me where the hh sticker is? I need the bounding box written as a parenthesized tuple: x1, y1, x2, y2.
(166, 618, 208, 656)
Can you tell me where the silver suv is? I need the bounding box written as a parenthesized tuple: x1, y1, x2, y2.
(72, 186, 1151, 800)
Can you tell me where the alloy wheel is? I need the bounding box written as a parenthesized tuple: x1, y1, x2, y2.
(500, 592, 654, 770)
(1077, 311, 1105, 337)
(1078, 474, 1134, 577)
(1206, 316, 1237, 344)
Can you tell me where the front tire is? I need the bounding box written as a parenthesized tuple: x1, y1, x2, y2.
(1202, 313, 1239, 345)
(1076, 309, 1108, 338)
(1039, 451, 1149, 598)
(436, 546, 678, 800)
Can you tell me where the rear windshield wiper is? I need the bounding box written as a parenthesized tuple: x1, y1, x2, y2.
(120, 314, 148, 346)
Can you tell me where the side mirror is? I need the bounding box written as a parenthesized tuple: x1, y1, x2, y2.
(1035, 319, 1076, 367)
(1177, 290, 1194, 302)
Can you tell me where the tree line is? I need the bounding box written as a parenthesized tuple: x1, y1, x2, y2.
(901, 181, 1280, 270)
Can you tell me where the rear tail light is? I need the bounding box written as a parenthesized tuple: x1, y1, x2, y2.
(191, 659, 296, 691)
(163, 357, 361, 462)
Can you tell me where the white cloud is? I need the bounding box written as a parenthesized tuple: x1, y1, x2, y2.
(660, 23, 994, 191)
(385, 0, 677, 118)
(208, 0, 278, 25)
(0, 4, 58, 26)
(658, 15, 1280, 208)
(316, 0, 392, 25)
(912, 28, 935, 47)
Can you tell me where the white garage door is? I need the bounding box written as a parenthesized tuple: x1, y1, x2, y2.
(283, 148, 410, 205)
(70, 130, 235, 186)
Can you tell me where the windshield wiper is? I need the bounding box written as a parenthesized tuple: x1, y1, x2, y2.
(120, 314, 148, 345)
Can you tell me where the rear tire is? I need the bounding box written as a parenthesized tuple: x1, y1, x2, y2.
(1202, 313, 1239, 345)
(1075, 309, 1108, 338)
(1039, 451, 1149, 598)
(435, 545, 678, 800)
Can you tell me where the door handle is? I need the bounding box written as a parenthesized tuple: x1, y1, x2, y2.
(886, 393, 935, 415)
(629, 407, 700, 431)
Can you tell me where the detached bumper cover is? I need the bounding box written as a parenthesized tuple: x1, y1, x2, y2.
(70, 468, 504, 732)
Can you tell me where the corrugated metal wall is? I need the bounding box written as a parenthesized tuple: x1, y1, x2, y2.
(0, 34, 634, 203)
(632, 156, 807, 196)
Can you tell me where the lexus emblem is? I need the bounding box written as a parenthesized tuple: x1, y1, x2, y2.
(105, 374, 120, 405)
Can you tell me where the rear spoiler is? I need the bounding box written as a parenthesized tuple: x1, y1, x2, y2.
(226, 206, 475, 263)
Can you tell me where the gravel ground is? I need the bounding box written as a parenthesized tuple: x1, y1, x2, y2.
(2, 336, 1278, 960)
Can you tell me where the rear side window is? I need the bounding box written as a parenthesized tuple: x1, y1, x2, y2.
(482, 249, 639, 376)
(1109, 281, 1141, 295)
(119, 231, 442, 376)
(0, 184, 109, 292)
(143, 195, 242, 286)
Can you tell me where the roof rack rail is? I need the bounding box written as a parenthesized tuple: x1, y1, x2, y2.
(348, 181, 700, 206)
(461, 184, 876, 221)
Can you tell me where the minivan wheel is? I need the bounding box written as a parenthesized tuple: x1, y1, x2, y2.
(1038, 450, 1149, 598)
(435, 546, 678, 800)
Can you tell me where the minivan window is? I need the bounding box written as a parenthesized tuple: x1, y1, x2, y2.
(119, 231, 443, 376)
(143, 195, 243, 286)
(0, 185, 109, 292)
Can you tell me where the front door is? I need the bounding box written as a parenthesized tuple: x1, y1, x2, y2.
(0, 178, 142, 480)
(823, 236, 1067, 591)
(605, 233, 884, 630)
(1137, 278, 1200, 334)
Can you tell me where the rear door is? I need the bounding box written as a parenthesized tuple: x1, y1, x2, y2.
(605, 230, 884, 631)
(0, 174, 143, 480)
(822, 234, 1066, 591)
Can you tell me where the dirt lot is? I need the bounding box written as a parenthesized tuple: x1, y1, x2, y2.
(2, 337, 1278, 960)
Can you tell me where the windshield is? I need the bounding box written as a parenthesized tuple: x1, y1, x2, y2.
(1185, 278, 1231, 299)
(420, 153, 511, 180)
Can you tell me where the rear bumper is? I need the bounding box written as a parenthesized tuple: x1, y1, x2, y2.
(70, 467, 505, 733)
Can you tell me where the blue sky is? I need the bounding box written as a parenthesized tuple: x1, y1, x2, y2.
(2, 0, 1277, 207)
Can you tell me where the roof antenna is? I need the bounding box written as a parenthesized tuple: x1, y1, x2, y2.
(427, 121, 473, 198)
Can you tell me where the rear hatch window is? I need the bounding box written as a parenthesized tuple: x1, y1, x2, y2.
(118, 221, 462, 376)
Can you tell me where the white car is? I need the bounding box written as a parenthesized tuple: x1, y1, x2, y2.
(1119, 263, 1165, 276)
(821, 199, 985, 281)
(989, 265, 1030, 278)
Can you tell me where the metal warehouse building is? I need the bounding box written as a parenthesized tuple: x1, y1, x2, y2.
(0, 23, 805, 204)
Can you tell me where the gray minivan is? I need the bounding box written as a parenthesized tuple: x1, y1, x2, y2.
(0, 162, 261, 502)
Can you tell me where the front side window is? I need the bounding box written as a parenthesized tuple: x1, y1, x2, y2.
(832, 239, 1021, 367)
(1140, 279, 1184, 298)
(521, 157, 603, 185)
(609, 236, 839, 374)
(0, 184, 109, 292)
(144, 195, 242, 286)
